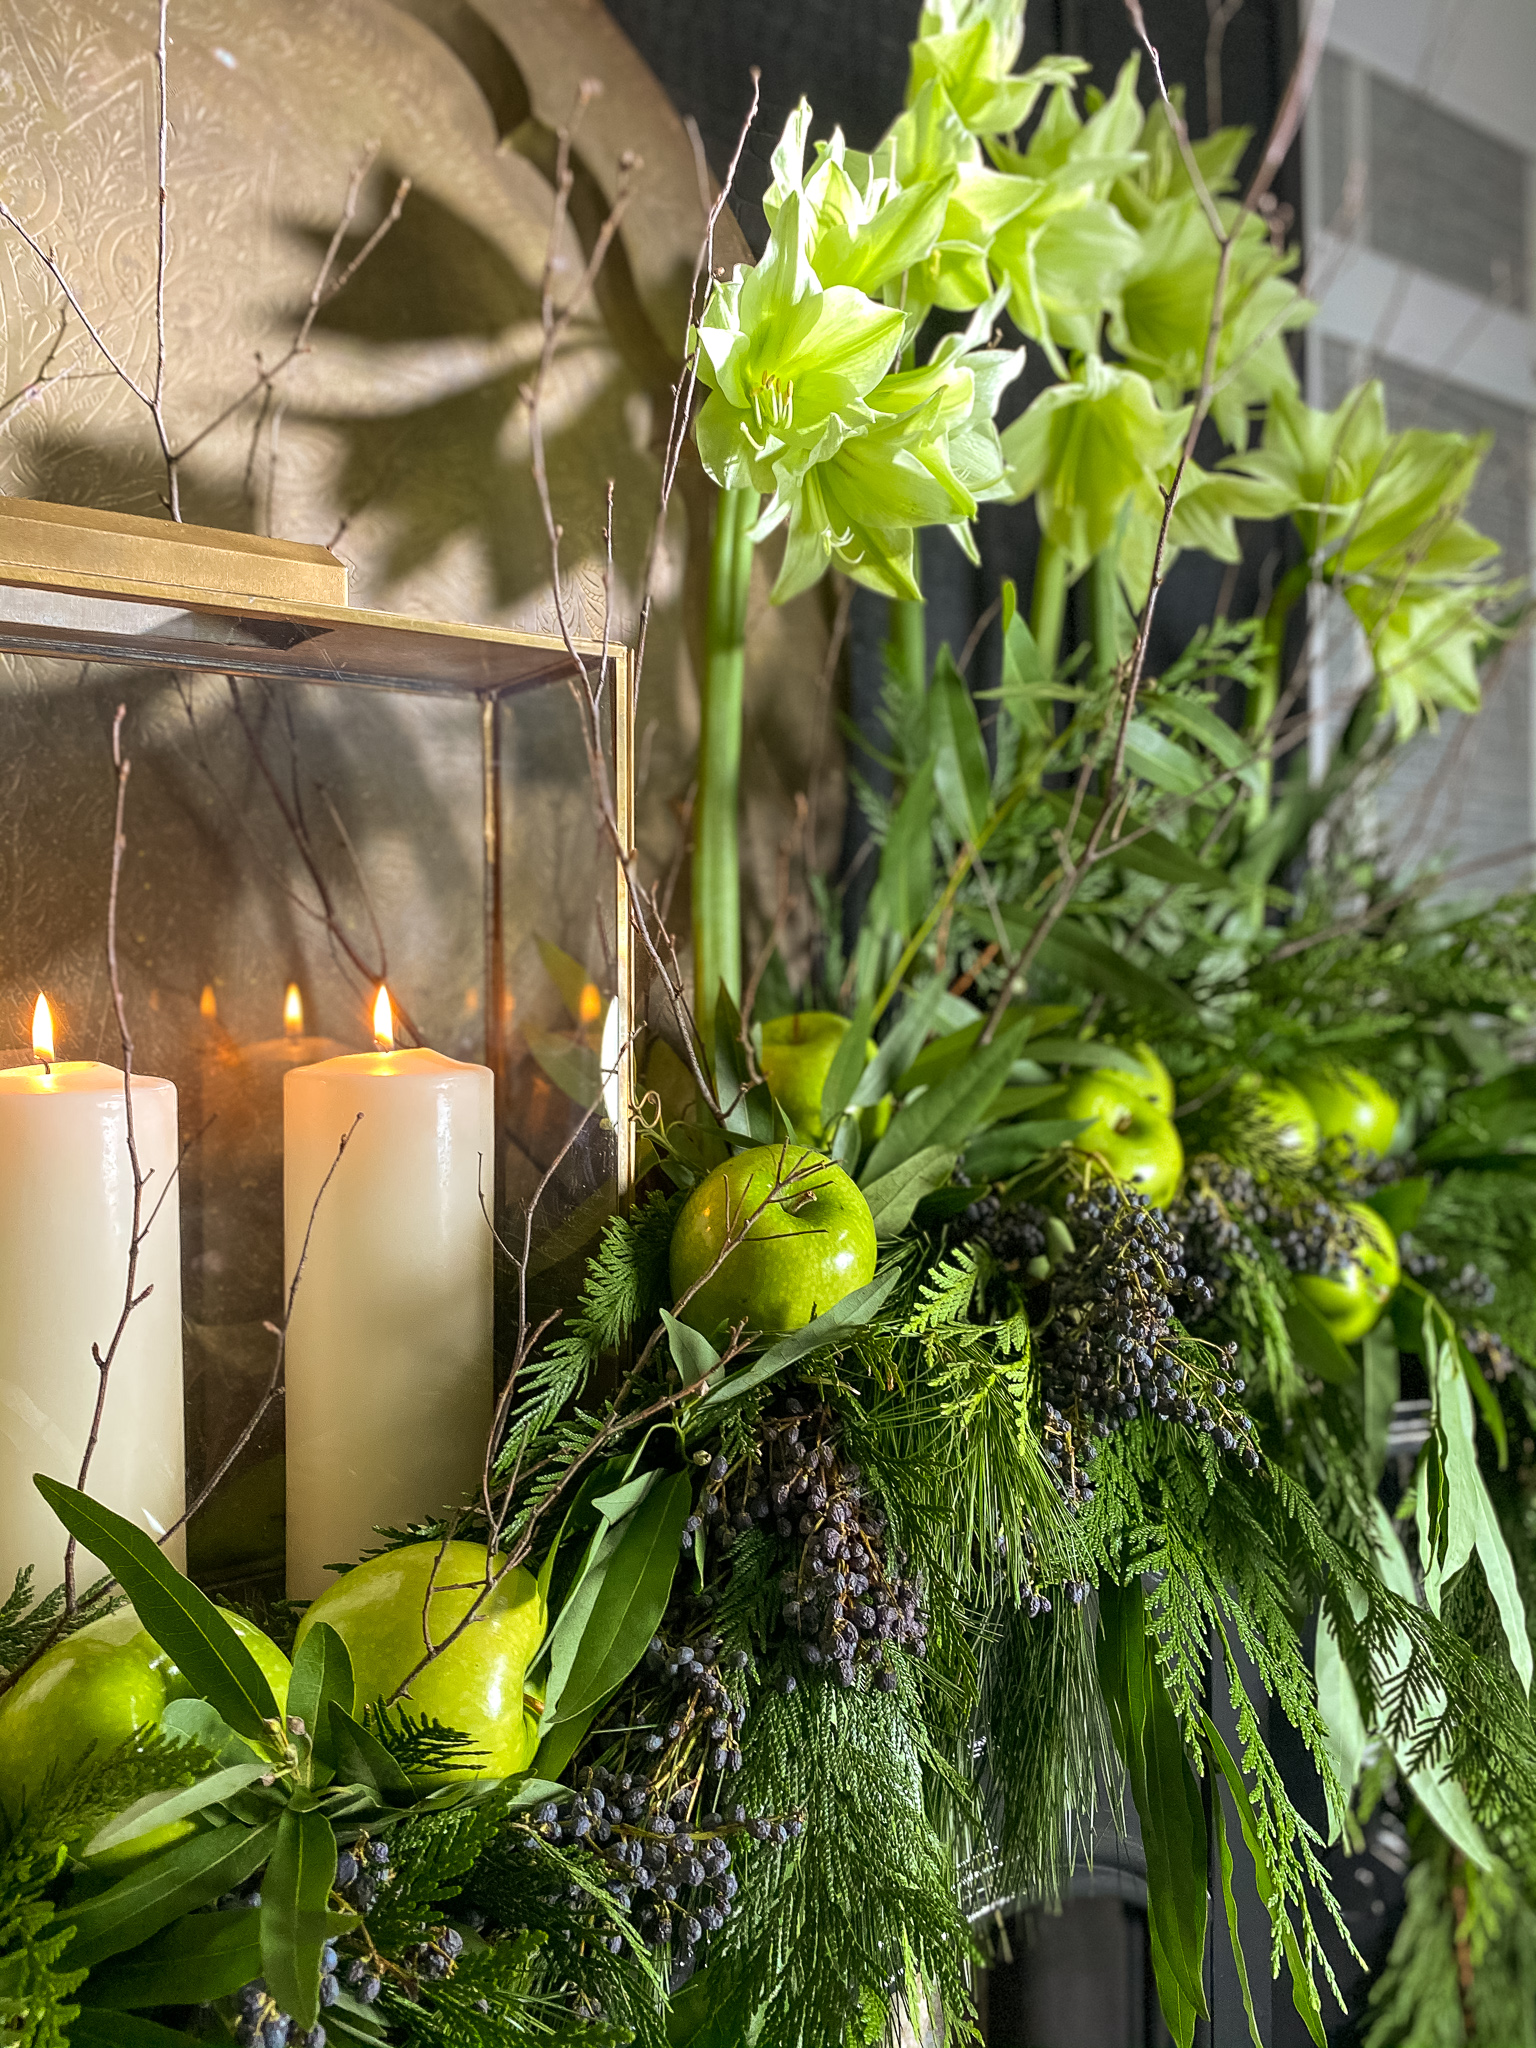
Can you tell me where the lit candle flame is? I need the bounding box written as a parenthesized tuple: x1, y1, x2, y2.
(199, 984, 218, 1020)
(372, 984, 394, 1052)
(578, 981, 603, 1026)
(284, 983, 304, 1038)
(31, 993, 55, 1064)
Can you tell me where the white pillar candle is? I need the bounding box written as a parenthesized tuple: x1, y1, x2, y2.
(283, 993, 494, 1599)
(0, 1010, 185, 1591)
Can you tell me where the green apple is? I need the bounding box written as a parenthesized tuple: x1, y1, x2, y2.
(670, 1142, 878, 1338)
(1232, 1072, 1320, 1166)
(758, 1012, 891, 1143)
(294, 1540, 543, 1786)
(1061, 1071, 1184, 1207)
(1294, 1202, 1401, 1345)
(1094, 1040, 1175, 1113)
(0, 1604, 290, 1858)
(1293, 1063, 1398, 1163)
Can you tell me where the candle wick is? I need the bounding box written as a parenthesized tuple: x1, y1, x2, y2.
(36, 1055, 51, 1076)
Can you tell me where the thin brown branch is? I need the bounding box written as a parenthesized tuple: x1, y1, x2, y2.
(63, 709, 151, 1612)
(159, 1114, 363, 1546)
(981, 6, 1336, 1038)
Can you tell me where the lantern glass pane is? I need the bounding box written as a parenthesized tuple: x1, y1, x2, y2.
(0, 646, 620, 1594)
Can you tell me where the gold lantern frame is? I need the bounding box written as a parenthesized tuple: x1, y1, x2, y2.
(0, 493, 637, 1202)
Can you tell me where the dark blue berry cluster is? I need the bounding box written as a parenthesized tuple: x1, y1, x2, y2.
(233, 1971, 330, 2048)
(527, 1765, 798, 1976)
(698, 1397, 925, 1687)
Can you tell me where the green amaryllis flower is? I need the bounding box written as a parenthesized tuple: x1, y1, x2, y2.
(908, 0, 1081, 139)
(1117, 461, 1298, 604)
(1001, 355, 1188, 571)
(693, 192, 905, 497)
(763, 101, 954, 300)
(1228, 381, 1505, 731)
(763, 318, 1024, 603)
(982, 58, 1146, 366)
(1110, 195, 1312, 446)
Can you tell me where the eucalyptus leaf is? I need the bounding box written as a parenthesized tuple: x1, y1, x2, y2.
(819, 993, 874, 1130)
(543, 1471, 692, 1729)
(691, 1269, 901, 1417)
(85, 1764, 272, 1858)
(849, 978, 946, 1111)
(662, 1307, 722, 1389)
(540, 1515, 630, 1728)
(931, 646, 992, 841)
(286, 1621, 355, 1778)
(79, 1907, 262, 2009)
(34, 1478, 278, 1741)
(69, 2013, 206, 2047)
(860, 1146, 958, 1238)
(1283, 1299, 1358, 1386)
(861, 1014, 1030, 1182)
(327, 1705, 414, 1801)
(61, 1817, 280, 1970)
(158, 1697, 264, 1769)
(963, 1118, 1090, 1180)
(262, 1804, 337, 2029)
(1122, 717, 1211, 796)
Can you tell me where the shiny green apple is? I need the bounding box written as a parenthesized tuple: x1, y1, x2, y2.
(1232, 1072, 1320, 1166)
(0, 1603, 290, 1856)
(1094, 1040, 1175, 1113)
(1294, 1202, 1401, 1344)
(670, 1142, 878, 1338)
(1293, 1063, 1398, 1163)
(1061, 1071, 1184, 1207)
(294, 1540, 543, 1786)
(758, 1011, 891, 1143)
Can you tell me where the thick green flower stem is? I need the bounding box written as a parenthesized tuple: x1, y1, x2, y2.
(886, 596, 927, 697)
(693, 484, 758, 1045)
(1088, 545, 1120, 688)
(1030, 537, 1068, 671)
(1244, 559, 1313, 830)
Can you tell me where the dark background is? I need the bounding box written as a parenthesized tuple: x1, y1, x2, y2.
(594, 6, 1386, 2044)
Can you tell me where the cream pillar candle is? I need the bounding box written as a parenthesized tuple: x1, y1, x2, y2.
(0, 999, 185, 1589)
(283, 990, 494, 1598)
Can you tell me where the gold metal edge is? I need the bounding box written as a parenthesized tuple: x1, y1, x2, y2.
(614, 642, 637, 1212)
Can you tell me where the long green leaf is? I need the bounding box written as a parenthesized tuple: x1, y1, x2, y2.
(158, 1698, 263, 1768)
(819, 993, 875, 1130)
(861, 1014, 1030, 1182)
(69, 2014, 206, 2047)
(545, 1472, 692, 1728)
(79, 1907, 262, 2009)
(932, 647, 992, 841)
(1283, 1299, 1357, 1386)
(287, 1622, 355, 1780)
(662, 1308, 722, 1389)
(84, 1764, 272, 1858)
(540, 1514, 630, 1725)
(1033, 921, 1199, 1019)
(850, 978, 946, 1111)
(261, 1804, 336, 2029)
(35, 1479, 278, 1740)
(963, 1119, 1090, 1180)
(861, 1147, 958, 1238)
(61, 1818, 279, 1970)
(328, 1705, 413, 1800)
(1209, 1763, 1264, 2048)
(691, 1269, 901, 1418)
(1199, 1713, 1324, 2048)
(1123, 718, 1211, 796)
(1422, 1318, 1531, 1688)
(1096, 1581, 1208, 2040)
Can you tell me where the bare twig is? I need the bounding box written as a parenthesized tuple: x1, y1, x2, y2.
(158, 1115, 363, 1547)
(62, 710, 153, 1612)
(1205, 0, 1245, 131)
(978, 2, 1335, 1040)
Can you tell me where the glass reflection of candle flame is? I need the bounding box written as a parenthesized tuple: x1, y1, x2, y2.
(284, 983, 304, 1038)
(199, 984, 218, 1020)
(578, 981, 603, 1026)
(31, 993, 54, 1064)
(373, 985, 394, 1052)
